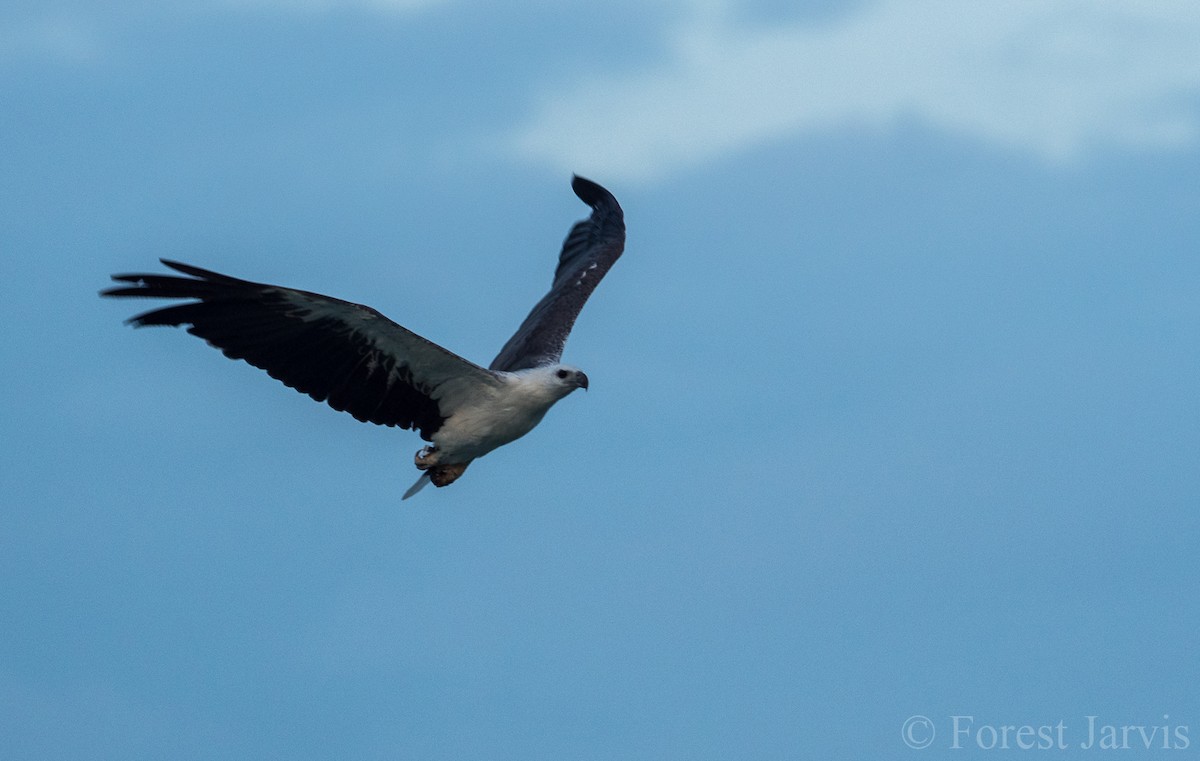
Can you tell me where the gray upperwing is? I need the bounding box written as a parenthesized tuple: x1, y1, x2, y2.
(490, 176, 626, 372)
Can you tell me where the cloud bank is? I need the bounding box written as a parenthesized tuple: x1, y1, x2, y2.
(509, 0, 1200, 182)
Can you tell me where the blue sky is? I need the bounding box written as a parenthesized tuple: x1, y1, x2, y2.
(2, 1, 1199, 758)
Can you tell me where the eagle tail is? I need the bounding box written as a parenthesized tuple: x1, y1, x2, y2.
(402, 473, 431, 500)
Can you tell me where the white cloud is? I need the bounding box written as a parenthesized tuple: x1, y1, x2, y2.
(508, 0, 1200, 182)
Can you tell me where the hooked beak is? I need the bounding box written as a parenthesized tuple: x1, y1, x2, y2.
(577, 371, 589, 391)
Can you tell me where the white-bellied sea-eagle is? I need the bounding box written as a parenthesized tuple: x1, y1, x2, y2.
(101, 176, 625, 499)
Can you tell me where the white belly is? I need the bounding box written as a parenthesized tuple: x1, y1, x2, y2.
(430, 375, 566, 462)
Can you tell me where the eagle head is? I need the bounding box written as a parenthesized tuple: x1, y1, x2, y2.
(551, 364, 589, 392)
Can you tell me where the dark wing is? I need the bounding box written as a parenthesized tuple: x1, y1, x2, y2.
(489, 175, 625, 372)
(101, 260, 503, 441)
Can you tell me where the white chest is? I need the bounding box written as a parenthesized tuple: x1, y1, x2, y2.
(432, 375, 570, 461)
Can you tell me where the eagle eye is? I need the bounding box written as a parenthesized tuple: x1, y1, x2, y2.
(555, 369, 569, 379)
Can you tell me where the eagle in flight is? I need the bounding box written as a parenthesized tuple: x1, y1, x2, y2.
(102, 176, 625, 499)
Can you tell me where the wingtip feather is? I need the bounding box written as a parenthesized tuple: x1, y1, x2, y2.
(571, 175, 620, 213)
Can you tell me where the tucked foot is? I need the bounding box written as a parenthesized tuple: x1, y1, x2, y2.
(414, 445, 439, 470)
(429, 461, 470, 487)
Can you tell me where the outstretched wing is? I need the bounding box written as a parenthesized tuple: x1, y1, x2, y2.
(489, 175, 625, 372)
(102, 260, 503, 440)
